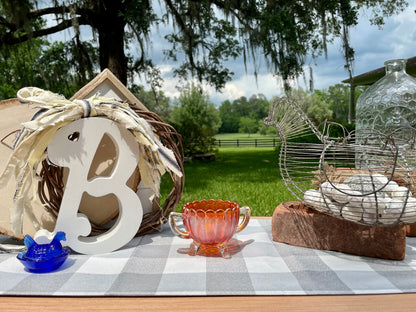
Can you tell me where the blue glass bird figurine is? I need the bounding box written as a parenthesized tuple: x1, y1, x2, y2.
(17, 231, 70, 273)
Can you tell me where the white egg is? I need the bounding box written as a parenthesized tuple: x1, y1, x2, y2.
(304, 189, 327, 212)
(327, 201, 342, 216)
(406, 197, 416, 207)
(304, 189, 339, 215)
(400, 197, 416, 223)
(391, 186, 412, 202)
(341, 204, 362, 222)
(345, 173, 389, 194)
(380, 199, 405, 225)
(320, 182, 352, 204)
(362, 195, 389, 212)
(320, 182, 333, 197)
(331, 183, 352, 204)
(384, 180, 398, 194)
(345, 190, 364, 207)
(372, 173, 389, 185)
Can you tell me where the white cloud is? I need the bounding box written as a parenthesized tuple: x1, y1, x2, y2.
(159, 64, 174, 74)
(207, 73, 287, 104)
(337, 3, 416, 79)
(220, 83, 246, 99)
(289, 3, 416, 92)
(161, 78, 181, 99)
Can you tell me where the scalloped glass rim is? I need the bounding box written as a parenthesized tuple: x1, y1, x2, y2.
(182, 199, 239, 214)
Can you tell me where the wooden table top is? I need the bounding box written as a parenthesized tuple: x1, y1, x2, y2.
(3, 293, 415, 312)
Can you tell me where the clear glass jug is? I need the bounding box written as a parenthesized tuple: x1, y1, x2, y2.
(355, 59, 416, 146)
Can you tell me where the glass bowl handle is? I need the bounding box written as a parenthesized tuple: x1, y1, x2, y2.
(169, 212, 190, 239)
(235, 206, 251, 233)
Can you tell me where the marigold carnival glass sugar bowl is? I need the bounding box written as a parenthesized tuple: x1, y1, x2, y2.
(169, 199, 251, 258)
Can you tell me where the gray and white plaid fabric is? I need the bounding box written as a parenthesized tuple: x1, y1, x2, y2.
(0, 219, 415, 296)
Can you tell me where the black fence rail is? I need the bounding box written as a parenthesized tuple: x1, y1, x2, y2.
(214, 137, 279, 148)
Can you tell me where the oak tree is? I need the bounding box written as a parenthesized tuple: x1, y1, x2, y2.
(0, 0, 408, 90)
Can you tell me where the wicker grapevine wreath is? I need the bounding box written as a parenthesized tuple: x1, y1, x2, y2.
(38, 104, 184, 236)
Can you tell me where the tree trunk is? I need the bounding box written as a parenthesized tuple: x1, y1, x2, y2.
(94, 1, 127, 84)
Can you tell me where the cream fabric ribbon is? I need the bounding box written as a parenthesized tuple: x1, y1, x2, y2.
(0, 87, 182, 236)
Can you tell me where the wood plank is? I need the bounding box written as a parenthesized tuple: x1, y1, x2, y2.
(1, 294, 415, 312)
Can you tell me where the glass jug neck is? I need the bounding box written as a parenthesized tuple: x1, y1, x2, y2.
(384, 59, 406, 74)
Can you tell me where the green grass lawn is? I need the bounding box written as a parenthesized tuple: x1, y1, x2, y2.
(160, 147, 296, 216)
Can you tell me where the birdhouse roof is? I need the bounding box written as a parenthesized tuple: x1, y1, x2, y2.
(70, 68, 148, 111)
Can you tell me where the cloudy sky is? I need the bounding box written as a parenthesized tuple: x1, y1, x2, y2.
(50, 2, 416, 105)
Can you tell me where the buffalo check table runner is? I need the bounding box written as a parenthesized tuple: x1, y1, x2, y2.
(0, 218, 416, 296)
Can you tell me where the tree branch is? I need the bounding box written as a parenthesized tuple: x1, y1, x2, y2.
(164, 0, 187, 33)
(29, 6, 71, 18)
(28, 5, 86, 19)
(210, 1, 255, 31)
(2, 16, 89, 45)
(164, 0, 196, 69)
(0, 15, 17, 30)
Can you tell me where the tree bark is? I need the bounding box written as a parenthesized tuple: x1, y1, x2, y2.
(94, 1, 128, 84)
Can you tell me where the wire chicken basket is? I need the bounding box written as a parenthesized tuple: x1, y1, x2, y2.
(264, 97, 416, 227)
